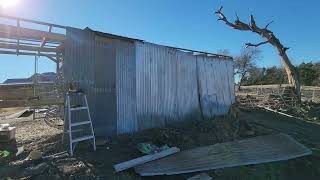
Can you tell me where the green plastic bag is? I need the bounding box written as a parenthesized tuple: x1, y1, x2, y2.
(0, 150, 11, 158)
(137, 143, 170, 155)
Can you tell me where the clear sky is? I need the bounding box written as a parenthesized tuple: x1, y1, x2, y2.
(0, 0, 319, 82)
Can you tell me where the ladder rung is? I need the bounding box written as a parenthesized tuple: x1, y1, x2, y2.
(70, 107, 88, 111)
(72, 135, 94, 143)
(71, 121, 91, 127)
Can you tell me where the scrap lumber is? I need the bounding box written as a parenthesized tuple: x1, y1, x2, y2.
(5, 109, 29, 119)
(135, 133, 311, 176)
(257, 105, 303, 120)
(113, 147, 180, 172)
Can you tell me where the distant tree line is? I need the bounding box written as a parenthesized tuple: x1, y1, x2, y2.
(241, 62, 320, 86)
(221, 47, 320, 88)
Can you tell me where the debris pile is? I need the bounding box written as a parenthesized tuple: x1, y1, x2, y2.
(285, 101, 320, 121)
(237, 86, 298, 111)
(0, 123, 16, 142)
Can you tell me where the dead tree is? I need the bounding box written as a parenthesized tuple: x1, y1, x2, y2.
(215, 7, 301, 101)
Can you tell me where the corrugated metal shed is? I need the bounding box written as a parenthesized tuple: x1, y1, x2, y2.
(64, 28, 234, 136)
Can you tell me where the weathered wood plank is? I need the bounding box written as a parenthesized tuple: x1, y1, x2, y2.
(135, 133, 312, 176)
(113, 147, 180, 172)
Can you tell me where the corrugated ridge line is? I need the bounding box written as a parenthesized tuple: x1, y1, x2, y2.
(218, 58, 229, 114)
(116, 40, 137, 134)
(213, 57, 226, 115)
(228, 60, 236, 103)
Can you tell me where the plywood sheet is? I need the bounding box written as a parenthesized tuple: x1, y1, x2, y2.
(135, 133, 312, 176)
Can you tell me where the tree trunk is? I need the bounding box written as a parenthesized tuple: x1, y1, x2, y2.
(278, 51, 301, 101)
(238, 73, 246, 91)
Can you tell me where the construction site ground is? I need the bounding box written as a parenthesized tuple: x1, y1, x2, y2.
(0, 104, 320, 180)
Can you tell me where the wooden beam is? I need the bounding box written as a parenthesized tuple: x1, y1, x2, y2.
(0, 50, 60, 58)
(113, 147, 180, 172)
(0, 14, 67, 29)
(0, 39, 38, 47)
(44, 55, 57, 62)
(40, 37, 46, 47)
(0, 24, 66, 42)
(40, 26, 52, 48)
(0, 43, 60, 53)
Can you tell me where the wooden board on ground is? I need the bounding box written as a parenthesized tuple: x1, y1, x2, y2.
(135, 133, 312, 176)
(114, 147, 180, 172)
(5, 109, 29, 119)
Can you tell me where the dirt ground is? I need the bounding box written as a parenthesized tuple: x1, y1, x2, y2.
(1, 105, 320, 180)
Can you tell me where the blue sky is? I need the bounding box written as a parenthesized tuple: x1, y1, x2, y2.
(0, 0, 319, 82)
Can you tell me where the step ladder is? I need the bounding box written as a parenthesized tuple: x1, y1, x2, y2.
(65, 91, 96, 156)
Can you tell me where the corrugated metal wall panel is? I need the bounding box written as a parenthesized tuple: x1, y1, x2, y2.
(116, 40, 137, 134)
(227, 60, 236, 103)
(197, 56, 218, 117)
(176, 52, 201, 121)
(94, 37, 117, 136)
(136, 42, 203, 130)
(197, 56, 234, 117)
(64, 29, 118, 136)
(64, 27, 97, 136)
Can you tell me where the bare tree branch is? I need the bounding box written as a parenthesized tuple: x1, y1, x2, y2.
(245, 41, 269, 48)
(245, 37, 272, 48)
(264, 20, 274, 29)
(249, 15, 258, 30)
(215, 6, 251, 30)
